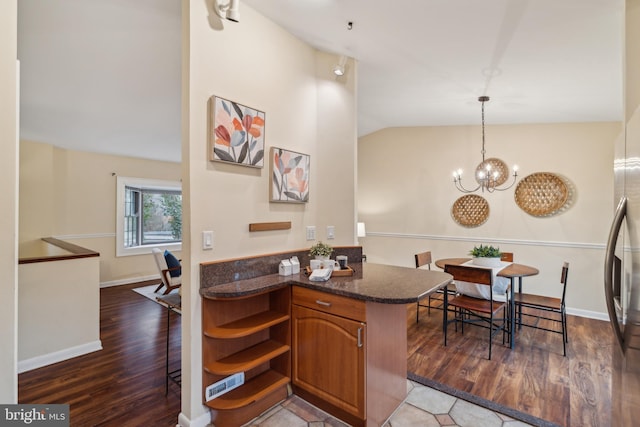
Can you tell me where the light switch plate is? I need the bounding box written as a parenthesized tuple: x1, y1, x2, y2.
(203, 231, 214, 250)
(306, 226, 316, 241)
(327, 226, 335, 239)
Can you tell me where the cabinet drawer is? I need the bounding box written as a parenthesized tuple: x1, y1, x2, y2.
(292, 286, 366, 322)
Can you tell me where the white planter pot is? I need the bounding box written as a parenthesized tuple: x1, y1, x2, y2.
(472, 257, 501, 268)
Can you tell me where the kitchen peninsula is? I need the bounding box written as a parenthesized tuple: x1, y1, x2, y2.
(200, 248, 452, 427)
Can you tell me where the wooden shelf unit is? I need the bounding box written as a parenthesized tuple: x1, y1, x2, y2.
(202, 286, 291, 427)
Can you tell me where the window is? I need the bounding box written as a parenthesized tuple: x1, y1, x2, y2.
(116, 177, 182, 256)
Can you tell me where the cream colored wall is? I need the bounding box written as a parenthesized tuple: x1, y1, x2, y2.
(0, 0, 18, 404)
(19, 141, 55, 242)
(181, 2, 357, 424)
(627, 0, 640, 121)
(18, 257, 100, 369)
(19, 140, 182, 285)
(358, 122, 620, 317)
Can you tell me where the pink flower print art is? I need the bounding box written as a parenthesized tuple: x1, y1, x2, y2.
(210, 96, 265, 168)
(270, 147, 310, 203)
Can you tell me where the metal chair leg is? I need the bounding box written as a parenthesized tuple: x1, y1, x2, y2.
(165, 304, 170, 395)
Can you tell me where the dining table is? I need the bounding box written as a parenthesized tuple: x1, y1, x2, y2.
(434, 257, 539, 349)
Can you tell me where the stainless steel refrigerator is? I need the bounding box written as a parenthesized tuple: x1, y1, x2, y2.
(605, 192, 640, 425)
(605, 0, 640, 413)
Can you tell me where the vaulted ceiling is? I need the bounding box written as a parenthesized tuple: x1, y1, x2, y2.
(18, 0, 623, 162)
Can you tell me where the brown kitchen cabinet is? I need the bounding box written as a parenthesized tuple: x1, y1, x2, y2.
(202, 286, 291, 427)
(291, 286, 407, 427)
(292, 304, 366, 419)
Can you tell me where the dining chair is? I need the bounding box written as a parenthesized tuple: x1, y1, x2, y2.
(500, 252, 514, 262)
(415, 251, 432, 321)
(514, 262, 569, 356)
(443, 264, 510, 360)
(415, 251, 457, 321)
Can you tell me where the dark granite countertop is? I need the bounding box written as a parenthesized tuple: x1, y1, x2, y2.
(200, 263, 453, 304)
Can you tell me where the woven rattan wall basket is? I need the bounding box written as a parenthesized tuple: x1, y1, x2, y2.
(514, 172, 569, 217)
(452, 195, 489, 227)
(476, 157, 509, 186)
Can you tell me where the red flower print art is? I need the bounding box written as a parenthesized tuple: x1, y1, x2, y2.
(270, 147, 310, 203)
(210, 96, 265, 168)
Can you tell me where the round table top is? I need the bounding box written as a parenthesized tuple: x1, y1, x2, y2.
(434, 258, 539, 278)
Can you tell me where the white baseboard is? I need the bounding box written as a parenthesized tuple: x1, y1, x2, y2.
(18, 340, 103, 373)
(100, 275, 159, 288)
(177, 410, 211, 427)
(567, 307, 609, 321)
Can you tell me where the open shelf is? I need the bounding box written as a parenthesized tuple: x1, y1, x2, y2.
(202, 286, 291, 426)
(204, 310, 290, 339)
(205, 370, 290, 411)
(204, 339, 290, 375)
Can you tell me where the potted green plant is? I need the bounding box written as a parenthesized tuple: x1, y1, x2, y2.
(310, 241, 333, 260)
(469, 244, 502, 267)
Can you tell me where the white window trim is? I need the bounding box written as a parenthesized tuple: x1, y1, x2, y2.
(116, 176, 182, 257)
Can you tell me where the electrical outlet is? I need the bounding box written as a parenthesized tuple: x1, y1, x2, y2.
(327, 226, 335, 239)
(306, 226, 316, 241)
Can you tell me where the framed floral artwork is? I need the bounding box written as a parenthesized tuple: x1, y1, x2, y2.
(209, 96, 265, 168)
(270, 147, 310, 203)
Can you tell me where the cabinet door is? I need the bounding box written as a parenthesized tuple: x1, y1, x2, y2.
(292, 304, 365, 418)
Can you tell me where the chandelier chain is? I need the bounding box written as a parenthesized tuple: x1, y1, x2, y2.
(481, 98, 486, 162)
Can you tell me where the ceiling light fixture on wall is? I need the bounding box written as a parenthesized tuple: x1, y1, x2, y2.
(452, 96, 518, 193)
(333, 55, 347, 76)
(214, 0, 240, 22)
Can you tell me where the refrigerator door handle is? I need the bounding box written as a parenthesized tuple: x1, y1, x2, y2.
(605, 196, 627, 350)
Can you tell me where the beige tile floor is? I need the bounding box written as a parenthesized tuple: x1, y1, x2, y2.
(243, 380, 534, 427)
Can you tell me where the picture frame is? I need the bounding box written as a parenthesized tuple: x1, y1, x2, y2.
(209, 96, 265, 168)
(270, 147, 310, 203)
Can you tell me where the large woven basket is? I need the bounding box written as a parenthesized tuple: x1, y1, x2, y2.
(514, 172, 568, 217)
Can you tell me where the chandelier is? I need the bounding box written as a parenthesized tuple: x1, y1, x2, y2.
(452, 96, 518, 193)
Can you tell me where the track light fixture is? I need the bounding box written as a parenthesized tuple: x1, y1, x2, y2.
(214, 0, 240, 22)
(333, 55, 347, 76)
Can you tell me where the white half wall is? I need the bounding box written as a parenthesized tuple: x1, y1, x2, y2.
(18, 256, 101, 368)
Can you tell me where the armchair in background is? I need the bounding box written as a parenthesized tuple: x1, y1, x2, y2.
(152, 248, 182, 295)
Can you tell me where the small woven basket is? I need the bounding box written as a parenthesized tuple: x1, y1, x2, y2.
(452, 195, 489, 227)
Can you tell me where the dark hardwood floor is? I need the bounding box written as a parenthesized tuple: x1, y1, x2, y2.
(408, 301, 614, 427)
(19, 283, 613, 427)
(18, 282, 181, 427)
